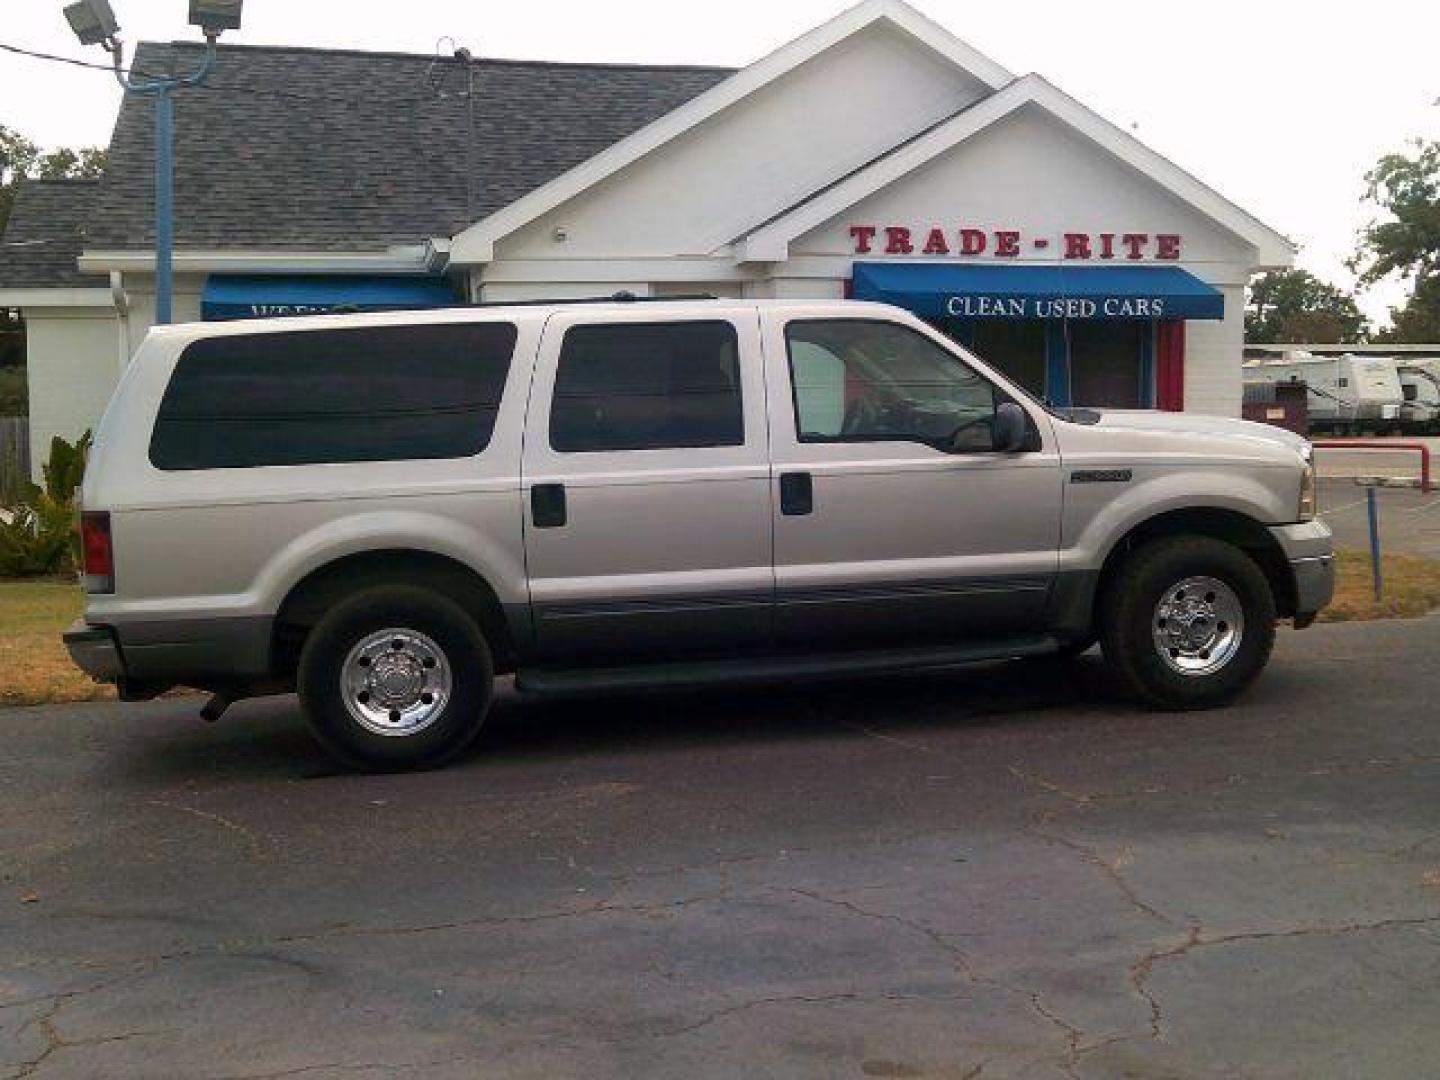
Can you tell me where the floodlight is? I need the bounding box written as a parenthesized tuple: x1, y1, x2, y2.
(188, 0, 242, 36)
(63, 0, 120, 47)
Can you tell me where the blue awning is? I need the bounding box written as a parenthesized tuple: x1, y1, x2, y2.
(201, 275, 459, 321)
(851, 263, 1224, 321)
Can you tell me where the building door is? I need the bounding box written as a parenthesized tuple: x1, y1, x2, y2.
(1068, 320, 1152, 408)
(935, 318, 1049, 401)
(764, 314, 1062, 651)
(521, 311, 774, 664)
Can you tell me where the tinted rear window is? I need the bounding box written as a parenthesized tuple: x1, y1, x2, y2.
(150, 322, 516, 470)
(549, 321, 743, 453)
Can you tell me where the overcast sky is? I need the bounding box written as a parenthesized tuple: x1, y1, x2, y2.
(3, 0, 1436, 325)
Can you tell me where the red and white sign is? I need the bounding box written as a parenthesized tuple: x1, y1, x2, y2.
(849, 225, 1182, 261)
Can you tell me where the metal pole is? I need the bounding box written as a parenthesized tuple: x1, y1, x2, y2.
(153, 87, 174, 325)
(110, 38, 216, 329)
(1366, 484, 1383, 602)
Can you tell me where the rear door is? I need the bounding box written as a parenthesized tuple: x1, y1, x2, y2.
(520, 308, 774, 665)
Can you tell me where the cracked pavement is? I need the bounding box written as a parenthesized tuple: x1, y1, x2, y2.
(3, 617, 1440, 1078)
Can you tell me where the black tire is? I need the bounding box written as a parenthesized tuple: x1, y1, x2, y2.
(297, 585, 493, 771)
(1098, 536, 1276, 709)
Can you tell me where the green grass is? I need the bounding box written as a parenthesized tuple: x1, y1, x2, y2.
(0, 578, 112, 706)
(1320, 548, 1440, 623)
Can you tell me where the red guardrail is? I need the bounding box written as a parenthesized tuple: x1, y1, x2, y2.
(1311, 440, 1432, 494)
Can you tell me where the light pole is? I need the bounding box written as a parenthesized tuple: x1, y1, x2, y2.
(64, 0, 243, 325)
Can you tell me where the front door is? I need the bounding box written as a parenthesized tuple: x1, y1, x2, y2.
(763, 314, 1063, 651)
(521, 310, 774, 665)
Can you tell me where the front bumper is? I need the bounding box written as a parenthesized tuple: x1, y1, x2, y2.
(63, 620, 124, 682)
(1269, 521, 1336, 622)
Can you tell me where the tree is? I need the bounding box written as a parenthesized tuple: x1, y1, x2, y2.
(1246, 268, 1369, 344)
(1376, 275, 1440, 344)
(1352, 139, 1440, 342)
(0, 123, 107, 237)
(1352, 139, 1440, 287)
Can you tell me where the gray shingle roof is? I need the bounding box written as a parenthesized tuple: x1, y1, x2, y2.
(0, 179, 105, 289)
(87, 41, 734, 252)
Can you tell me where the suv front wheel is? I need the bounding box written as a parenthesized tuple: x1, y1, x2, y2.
(297, 585, 494, 770)
(1099, 536, 1276, 709)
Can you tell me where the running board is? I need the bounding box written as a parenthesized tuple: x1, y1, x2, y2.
(515, 636, 1059, 697)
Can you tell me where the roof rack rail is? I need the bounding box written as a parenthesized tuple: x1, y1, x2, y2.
(281, 293, 725, 319)
(462, 291, 720, 309)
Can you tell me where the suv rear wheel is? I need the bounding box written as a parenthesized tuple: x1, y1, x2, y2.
(297, 585, 494, 770)
(1099, 536, 1276, 709)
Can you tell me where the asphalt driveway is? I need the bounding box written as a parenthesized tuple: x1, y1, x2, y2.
(3, 618, 1439, 1079)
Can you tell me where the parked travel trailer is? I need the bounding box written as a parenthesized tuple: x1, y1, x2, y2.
(1398, 362, 1440, 433)
(1243, 353, 1404, 434)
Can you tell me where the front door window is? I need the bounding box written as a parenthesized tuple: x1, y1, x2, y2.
(786, 319, 1004, 453)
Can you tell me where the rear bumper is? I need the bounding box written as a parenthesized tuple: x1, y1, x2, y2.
(1269, 521, 1336, 623)
(62, 615, 275, 689)
(63, 620, 125, 682)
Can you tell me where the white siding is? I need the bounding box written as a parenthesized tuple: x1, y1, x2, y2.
(119, 277, 204, 358)
(1184, 284, 1245, 416)
(23, 307, 122, 478)
(496, 23, 991, 263)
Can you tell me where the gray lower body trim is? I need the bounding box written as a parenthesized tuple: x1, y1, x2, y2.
(63, 621, 125, 682)
(532, 593, 771, 665)
(776, 576, 1051, 651)
(1269, 521, 1334, 561)
(1044, 570, 1101, 641)
(1269, 521, 1336, 621)
(531, 576, 1056, 665)
(104, 616, 275, 685)
(1290, 555, 1336, 618)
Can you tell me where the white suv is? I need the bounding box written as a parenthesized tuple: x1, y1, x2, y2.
(66, 299, 1334, 770)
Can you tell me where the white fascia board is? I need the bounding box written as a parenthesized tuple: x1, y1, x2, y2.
(478, 256, 751, 284)
(0, 287, 114, 309)
(737, 74, 1297, 266)
(765, 254, 1257, 287)
(77, 248, 439, 276)
(448, 0, 1014, 265)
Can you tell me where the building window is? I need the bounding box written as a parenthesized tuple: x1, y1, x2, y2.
(959, 320, 1047, 399)
(1068, 320, 1150, 408)
(150, 322, 517, 470)
(935, 314, 1159, 409)
(549, 321, 743, 452)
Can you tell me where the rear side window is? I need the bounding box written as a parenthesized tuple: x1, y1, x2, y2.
(149, 322, 517, 470)
(549, 321, 743, 453)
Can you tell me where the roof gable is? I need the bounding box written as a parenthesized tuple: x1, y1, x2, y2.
(449, 0, 1015, 263)
(739, 75, 1295, 266)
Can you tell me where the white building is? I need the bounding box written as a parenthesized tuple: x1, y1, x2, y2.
(0, 0, 1293, 475)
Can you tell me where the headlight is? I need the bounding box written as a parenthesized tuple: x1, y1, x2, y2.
(1298, 446, 1316, 521)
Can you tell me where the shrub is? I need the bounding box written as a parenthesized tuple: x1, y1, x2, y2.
(0, 432, 90, 577)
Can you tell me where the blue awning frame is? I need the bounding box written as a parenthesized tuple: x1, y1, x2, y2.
(851, 262, 1225, 321)
(201, 275, 460, 321)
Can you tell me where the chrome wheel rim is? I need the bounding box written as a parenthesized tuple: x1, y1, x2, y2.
(340, 628, 452, 737)
(1152, 576, 1244, 677)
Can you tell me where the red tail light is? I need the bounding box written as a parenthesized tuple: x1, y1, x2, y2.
(81, 511, 114, 594)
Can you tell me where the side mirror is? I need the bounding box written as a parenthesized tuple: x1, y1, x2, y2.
(993, 401, 1029, 453)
